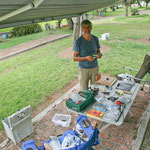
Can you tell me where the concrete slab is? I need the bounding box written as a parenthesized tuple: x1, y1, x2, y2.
(132, 102, 150, 150)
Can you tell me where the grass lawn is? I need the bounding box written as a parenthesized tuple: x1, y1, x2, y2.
(92, 15, 150, 76)
(0, 9, 150, 136)
(88, 7, 125, 17)
(0, 29, 72, 50)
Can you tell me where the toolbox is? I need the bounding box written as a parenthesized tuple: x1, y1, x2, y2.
(66, 91, 95, 112)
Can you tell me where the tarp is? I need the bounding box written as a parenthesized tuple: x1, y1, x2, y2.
(0, 0, 123, 29)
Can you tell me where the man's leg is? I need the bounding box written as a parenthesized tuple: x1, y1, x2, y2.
(79, 68, 89, 91)
(90, 66, 99, 85)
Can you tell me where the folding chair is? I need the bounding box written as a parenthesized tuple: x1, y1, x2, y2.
(22, 139, 37, 150)
(122, 54, 150, 94)
(38, 115, 101, 150)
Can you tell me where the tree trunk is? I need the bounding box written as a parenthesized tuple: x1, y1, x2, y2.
(124, 0, 129, 16)
(58, 19, 62, 28)
(125, 5, 129, 16)
(146, 2, 148, 9)
(137, 0, 142, 7)
(67, 18, 74, 30)
(73, 16, 81, 47)
(73, 14, 89, 47)
(96, 9, 99, 16)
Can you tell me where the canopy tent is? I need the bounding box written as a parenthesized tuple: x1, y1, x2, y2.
(0, 0, 123, 29)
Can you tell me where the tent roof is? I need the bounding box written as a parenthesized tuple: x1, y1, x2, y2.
(0, 0, 123, 29)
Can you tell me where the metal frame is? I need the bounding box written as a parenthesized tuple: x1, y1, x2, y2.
(0, 0, 124, 29)
(0, 0, 44, 22)
(123, 66, 150, 95)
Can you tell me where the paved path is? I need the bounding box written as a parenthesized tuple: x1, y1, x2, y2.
(139, 9, 150, 15)
(0, 34, 71, 60)
(1, 84, 149, 150)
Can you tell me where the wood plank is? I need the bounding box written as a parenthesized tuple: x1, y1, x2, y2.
(95, 75, 117, 86)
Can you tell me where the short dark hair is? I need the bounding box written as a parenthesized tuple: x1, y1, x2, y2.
(81, 20, 92, 28)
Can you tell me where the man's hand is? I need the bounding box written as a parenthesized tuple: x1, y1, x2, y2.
(86, 56, 95, 62)
(97, 52, 102, 59)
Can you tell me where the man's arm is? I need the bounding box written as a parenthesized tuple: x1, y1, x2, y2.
(97, 48, 102, 59)
(73, 52, 95, 62)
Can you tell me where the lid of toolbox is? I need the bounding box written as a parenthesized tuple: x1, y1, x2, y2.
(8, 105, 31, 128)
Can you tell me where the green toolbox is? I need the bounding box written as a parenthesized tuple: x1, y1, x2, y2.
(66, 91, 95, 112)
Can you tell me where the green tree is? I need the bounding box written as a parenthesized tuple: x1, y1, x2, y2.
(67, 18, 74, 30)
(57, 19, 62, 28)
(110, 6, 116, 11)
(129, 0, 137, 8)
(124, 0, 138, 16)
(137, 0, 142, 7)
(143, 0, 150, 9)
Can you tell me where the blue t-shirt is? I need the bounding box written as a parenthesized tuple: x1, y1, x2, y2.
(74, 35, 100, 69)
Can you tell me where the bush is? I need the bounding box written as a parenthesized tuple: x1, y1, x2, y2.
(11, 23, 42, 37)
(130, 8, 139, 15)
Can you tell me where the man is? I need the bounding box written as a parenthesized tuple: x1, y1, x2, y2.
(73, 19, 102, 91)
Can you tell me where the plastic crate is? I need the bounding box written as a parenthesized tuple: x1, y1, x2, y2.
(2, 105, 34, 145)
(66, 91, 95, 112)
(52, 114, 71, 127)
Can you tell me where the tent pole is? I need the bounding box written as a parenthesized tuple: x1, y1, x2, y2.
(73, 16, 81, 48)
(0, 0, 44, 22)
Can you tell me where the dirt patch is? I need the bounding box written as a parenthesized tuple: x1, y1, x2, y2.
(57, 47, 73, 59)
(32, 78, 79, 117)
(57, 44, 112, 59)
(109, 39, 122, 43)
(139, 10, 150, 15)
(0, 40, 8, 44)
(135, 38, 150, 45)
(100, 44, 112, 53)
(128, 17, 143, 20)
(0, 68, 14, 77)
(128, 38, 150, 45)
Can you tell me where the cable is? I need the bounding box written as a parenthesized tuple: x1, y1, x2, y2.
(131, 105, 150, 113)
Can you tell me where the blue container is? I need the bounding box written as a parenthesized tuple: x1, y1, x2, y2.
(22, 140, 37, 150)
(99, 12, 102, 16)
(2, 33, 8, 39)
